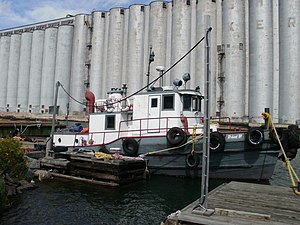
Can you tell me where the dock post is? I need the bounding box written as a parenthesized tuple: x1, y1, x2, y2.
(46, 81, 60, 157)
(193, 15, 214, 216)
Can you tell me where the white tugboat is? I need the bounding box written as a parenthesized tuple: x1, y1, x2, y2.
(52, 78, 285, 180)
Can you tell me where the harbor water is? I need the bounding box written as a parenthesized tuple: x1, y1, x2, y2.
(1, 154, 299, 225)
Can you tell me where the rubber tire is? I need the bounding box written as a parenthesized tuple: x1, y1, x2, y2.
(122, 138, 139, 156)
(210, 132, 225, 152)
(246, 127, 264, 146)
(167, 127, 187, 147)
(53, 146, 68, 152)
(270, 128, 287, 145)
(186, 153, 200, 168)
(288, 125, 300, 148)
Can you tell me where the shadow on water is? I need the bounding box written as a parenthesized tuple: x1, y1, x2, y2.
(1, 154, 299, 225)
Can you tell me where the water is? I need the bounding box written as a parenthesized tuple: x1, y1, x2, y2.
(1, 154, 299, 225)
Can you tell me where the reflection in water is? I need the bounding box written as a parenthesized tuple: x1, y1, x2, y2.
(0, 154, 299, 225)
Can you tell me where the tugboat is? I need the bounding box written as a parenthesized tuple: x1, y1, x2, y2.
(52, 76, 294, 180)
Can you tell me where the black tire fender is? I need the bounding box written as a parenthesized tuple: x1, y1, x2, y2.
(246, 127, 264, 146)
(288, 125, 300, 148)
(53, 146, 68, 152)
(270, 128, 288, 145)
(210, 132, 225, 152)
(122, 138, 139, 156)
(186, 153, 200, 168)
(167, 127, 187, 146)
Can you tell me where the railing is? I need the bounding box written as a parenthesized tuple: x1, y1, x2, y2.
(68, 116, 204, 147)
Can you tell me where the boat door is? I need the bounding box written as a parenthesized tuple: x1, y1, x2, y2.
(147, 95, 161, 133)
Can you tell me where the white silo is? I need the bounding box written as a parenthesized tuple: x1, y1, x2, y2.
(126, 4, 145, 95)
(279, 0, 300, 124)
(196, 0, 218, 115)
(6, 34, 21, 112)
(69, 14, 89, 114)
(105, 8, 125, 92)
(279, 1, 300, 123)
(90, 11, 106, 100)
(101, 12, 110, 97)
(28, 30, 45, 113)
(54, 25, 74, 115)
(249, 0, 273, 123)
(121, 8, 129, 86)
(0, 36, 10, 111)
(148, 1, 168, 87)
(17, 32, 33, 112)
(40, 27, 58, 113)
(222, 0, 246, 119)
(142, 4, 150, 87)
(171, 0, 191, 87)
(164, 1, 173, 86)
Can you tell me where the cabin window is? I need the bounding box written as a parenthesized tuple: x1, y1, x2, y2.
(183, 95, 192, 111)
(163, 94, 174, 110)
(151, 98, 158, 108)
(105, 115, 115, 130)
(192, 96, 201, 111)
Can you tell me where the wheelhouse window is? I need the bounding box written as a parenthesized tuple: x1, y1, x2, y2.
(163, 94, 174, 110)
(192, 96, 201, 111)
(105, 115, 115, 130)
(182, 94, 201, 111)
(183, 95, 192, 111)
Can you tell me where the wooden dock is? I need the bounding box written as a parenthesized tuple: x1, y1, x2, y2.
(164, 181, 300, 225)
(40, 152, 147, 186)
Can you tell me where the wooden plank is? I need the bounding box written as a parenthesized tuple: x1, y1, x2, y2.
(165, 181, 300, 225)
(51, 172, 119, 187)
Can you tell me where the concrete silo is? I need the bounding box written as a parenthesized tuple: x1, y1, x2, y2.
(249, 0, 273, 123)
(0, 36, 10, 111)
(126, 4, 145, 95)
(171, 0, 191, 86)
(89, 11, 106, 100)
(148, 1, 168, 88)
(40, 27, 58, 113)
(222, 0, 246, 120)
(54, 25, 74, 115)
(279, 0, 300, 123)
(28, 30, 45, 113)
(105, 8, 125, 93)
(69, 14, 89, 114)
(6, 34, 21, 112)
(17, 32, 33, 112)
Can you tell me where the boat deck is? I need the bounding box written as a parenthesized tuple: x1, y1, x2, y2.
(164, 181, 300, 225)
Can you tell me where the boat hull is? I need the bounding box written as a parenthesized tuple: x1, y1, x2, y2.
(53, 131, 280, 180)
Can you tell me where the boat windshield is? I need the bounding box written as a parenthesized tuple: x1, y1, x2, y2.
(182, 94, 201, 112)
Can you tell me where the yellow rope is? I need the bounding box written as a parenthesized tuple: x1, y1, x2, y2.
(262, 112, 300, 195)
(141, 128, 203, 157)
(191, 126, 197, 156)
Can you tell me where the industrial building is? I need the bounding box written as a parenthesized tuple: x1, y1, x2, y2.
(0, 0, 299, 124)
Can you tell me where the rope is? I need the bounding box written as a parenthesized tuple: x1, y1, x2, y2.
(262, 112, 300, 195)
(140, 132, 203, 157)
(191, 126, 197, 156)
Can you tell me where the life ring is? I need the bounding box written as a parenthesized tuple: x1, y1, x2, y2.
(120, 98, 131, 111)
(246, 127, 264, 146)
(122, 138, 139, 156)
(166, 127, 187, 146)
(186, 153, 200, 168)
(210, 131, 225, 152)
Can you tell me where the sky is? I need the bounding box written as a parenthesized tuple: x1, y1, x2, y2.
(0, 0, 154, 30)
